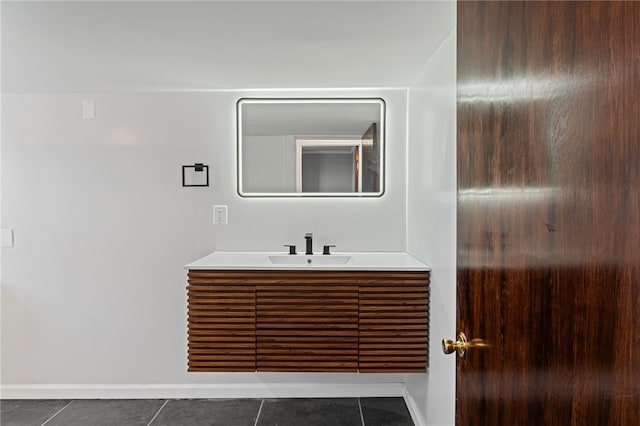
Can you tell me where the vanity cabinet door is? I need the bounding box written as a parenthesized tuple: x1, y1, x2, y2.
(358, 272, 429, 372)
(256, 272, 359, 372)
(187, 270, 256, 372)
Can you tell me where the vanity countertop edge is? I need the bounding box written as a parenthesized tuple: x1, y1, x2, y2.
(185, 251, 431, 271)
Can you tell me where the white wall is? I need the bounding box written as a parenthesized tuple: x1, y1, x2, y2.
(303, 152, 355, 193)
(406, 31, 457, 426)
(242, 135, 292, 193)
(1, 89, 409, 393)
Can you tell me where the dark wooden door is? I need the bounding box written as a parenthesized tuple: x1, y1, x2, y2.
(361, 123, 379, 193)
(456, 2, 639, 425)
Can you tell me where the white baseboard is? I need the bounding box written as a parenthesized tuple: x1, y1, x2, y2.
(0, 382, 404, 400)
(402, 386, 427, 426)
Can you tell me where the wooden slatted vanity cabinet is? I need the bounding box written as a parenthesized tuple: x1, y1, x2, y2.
(186, 258, 430, 373)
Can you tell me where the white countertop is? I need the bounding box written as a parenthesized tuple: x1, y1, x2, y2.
(185, 251, 431, 271)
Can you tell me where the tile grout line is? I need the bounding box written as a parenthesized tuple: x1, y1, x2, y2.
(40, 400, 73, 426)
(253, 399, 265, 426)
(358, 397, 365, 426)
(146, 399, 169, 426)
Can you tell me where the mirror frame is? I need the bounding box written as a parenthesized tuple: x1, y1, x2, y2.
(237, 97, 386, 198)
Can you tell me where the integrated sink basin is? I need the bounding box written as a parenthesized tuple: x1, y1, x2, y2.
(268, 255, 352, 265)
(185, 251, 430, 271)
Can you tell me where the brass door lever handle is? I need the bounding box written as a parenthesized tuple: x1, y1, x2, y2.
(442, 333, 489, 357)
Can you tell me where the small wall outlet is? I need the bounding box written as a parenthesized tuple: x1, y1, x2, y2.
(1, 229, 14, 248)
(213, 205, 228, 225)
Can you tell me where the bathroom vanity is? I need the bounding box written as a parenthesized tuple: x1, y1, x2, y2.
(185, 252, 430, 373)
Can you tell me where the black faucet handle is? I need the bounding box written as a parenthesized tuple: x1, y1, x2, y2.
(323, 245, 336, 255)
(304, 233, 314, 255)
(284, 244, 297, 255)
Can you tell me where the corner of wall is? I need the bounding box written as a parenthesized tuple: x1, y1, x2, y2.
(405, 27, 457, 426)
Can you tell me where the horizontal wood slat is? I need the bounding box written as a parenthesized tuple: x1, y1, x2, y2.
(258, 310, 358, 318)
(187, 269, 429, 373)
(188, 329, 255, 337)
(259, 343, 357, 350)
(257, 304, 357, 312)
(188, 323, 255, 330)
(190, 343, 255, 349)
(257, 364, 358, 372)
(256, 329, 358, 337)
(357, 363, 427, 373)
(257, 322, 357, 329)
(188, 311, 255, 318)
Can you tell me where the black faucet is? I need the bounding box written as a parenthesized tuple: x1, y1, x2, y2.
(305, 233, 313, 255)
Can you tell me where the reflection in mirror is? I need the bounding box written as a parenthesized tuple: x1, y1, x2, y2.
(237, 98, 384, 197)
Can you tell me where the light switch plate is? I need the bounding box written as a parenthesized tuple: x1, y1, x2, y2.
(1, 229, 14, 248)
(82, 100, 96, 119)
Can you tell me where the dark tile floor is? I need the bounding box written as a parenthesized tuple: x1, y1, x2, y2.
(0, 397, 414, 426)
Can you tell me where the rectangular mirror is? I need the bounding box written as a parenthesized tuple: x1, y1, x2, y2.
(237, 98, 385, 197)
